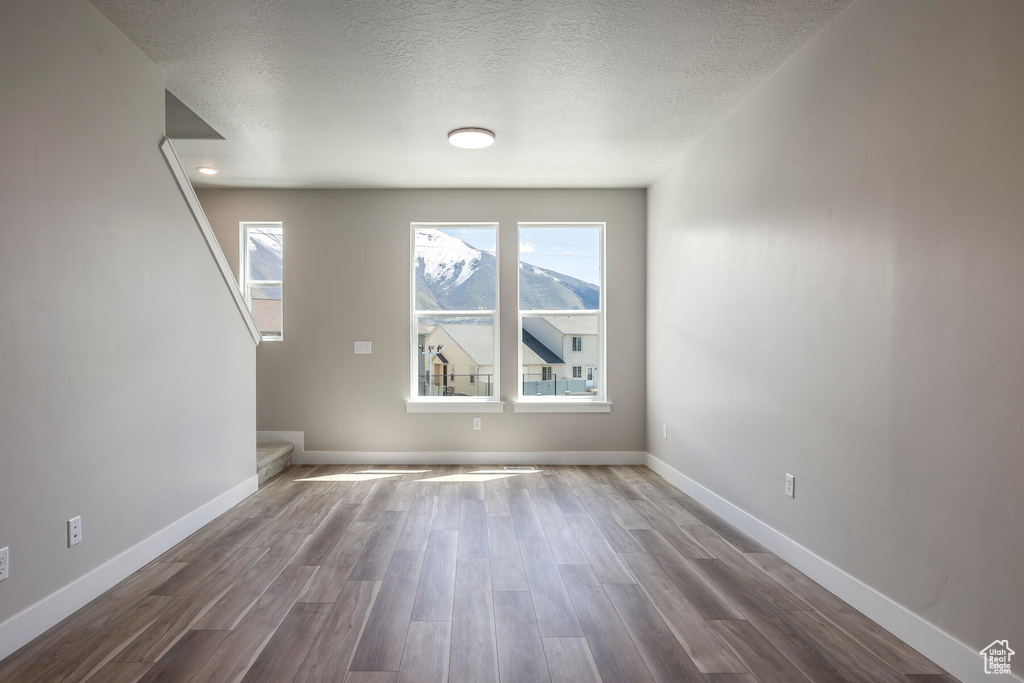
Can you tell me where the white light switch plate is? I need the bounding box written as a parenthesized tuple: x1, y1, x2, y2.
(0, 547, 8, 582)
(785, 474, 795, 498)
(354, 341, 372, 354)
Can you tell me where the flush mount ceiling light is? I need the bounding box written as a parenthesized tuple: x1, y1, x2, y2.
(196, 166, 219, 175)
(447, 127, 495, 149)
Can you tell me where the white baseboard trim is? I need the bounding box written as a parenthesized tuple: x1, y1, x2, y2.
(644, 453, 1016, 683)
(298, 450, 646, 466)
(257, 430, 305, 462)
(0, 475, 258, 663)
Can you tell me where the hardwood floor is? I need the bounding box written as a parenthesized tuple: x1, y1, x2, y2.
(0, 465, 955, 682)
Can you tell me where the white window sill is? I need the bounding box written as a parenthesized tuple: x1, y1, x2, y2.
(406, 401, 505, 414)
(513, 400, 612, 413)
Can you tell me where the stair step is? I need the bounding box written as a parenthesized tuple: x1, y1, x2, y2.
(256, 442, 294, 485)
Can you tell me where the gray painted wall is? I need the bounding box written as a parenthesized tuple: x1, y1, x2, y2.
(0, 0, 256, 624)
(647, 0, 1023, 657)
(199, 189, 646, 453)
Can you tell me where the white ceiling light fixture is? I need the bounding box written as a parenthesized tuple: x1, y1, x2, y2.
(448, 127, 495, 149)
(196, 166, 219, 175)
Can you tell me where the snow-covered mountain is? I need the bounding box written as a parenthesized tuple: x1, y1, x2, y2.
(247, 230, 283, 282)
(415, 229, 496, 310)
(415, 228, 599, 311)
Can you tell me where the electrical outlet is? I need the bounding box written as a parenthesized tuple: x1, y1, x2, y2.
(68, 516, 82, 547)
(785, 474, 795, 498)
(354, 341, 372, 354)
(0, 547, 8, 582)
(473, 417, 482, 430)
(662, 424, 667, 439)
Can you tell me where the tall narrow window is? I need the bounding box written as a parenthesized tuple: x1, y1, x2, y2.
(412, 223, 499, 401)
(241, 222, 283, 341)
(518, 223, 605, 401)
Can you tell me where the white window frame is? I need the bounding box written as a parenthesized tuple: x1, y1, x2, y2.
(515, 222, 610, 412)
(407, 222, 503, 413)
(572, 336, 582, 352)
(239, 221, 283, 342)
(573, 365, 583, 378)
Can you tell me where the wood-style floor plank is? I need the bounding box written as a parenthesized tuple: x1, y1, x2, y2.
(298, 521, 377, 603)
(240, 601, 332, 682)
(350, 551, 425, 672)
(619, 552, 748, 674)
(346, 672, 399, 683)
(290, 502, 362, 566)
(632, 529, 742, 619)
(604, 582, 705, 683)
(395, 494, 436, 553)
(688, 525, 813, 612)
(0, 561, 185, 683)
(493, 591, 551, 683)
(483, 480, 511, 516)
(519, 537, 585, 637)
(117, 546, 269, 663)
(544, 470, 586, 514)
(192, 533, 309, 630)
(542, 637, 602, 683)
(294, 580, 380, 683)
(559, 564, 654, 683)
(88, 661, 152, 683)
(348, 510, 408, 581)
(38, 595, 176, 683)
(397, 621, 451, 683)
(692, 558, 861, 683)
(449, 557, 499, 683)
(509, 487, 546, 538)
(135, 630, 229, 683)
(458, 498, 489, 558)
(630, 500, 713, 558)
(710, 619, 809, 683)
(747, 552, 945, 675)
(575, 487, 645, 553)
(487, 515, 530, 591)
(190, 565, 318, 683)
(410, 530, 459, 622)
(431, 483, 462, 530)
(534, 503, 589, 565)
(785, 608, 910, 683)
(564, 512, 635, 584)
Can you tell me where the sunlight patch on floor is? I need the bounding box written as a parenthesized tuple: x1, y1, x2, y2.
(294, 472, 405, 482)
(418, 473, 516, 483)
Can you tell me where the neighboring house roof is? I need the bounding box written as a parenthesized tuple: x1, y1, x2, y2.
(431, 324, 493, 365)
(540, 315, 598, 335)
(523, 329, 564, 365)
(251, 298, 282, 334)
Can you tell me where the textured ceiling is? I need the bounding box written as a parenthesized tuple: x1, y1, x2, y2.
(91, 0, 850, 188)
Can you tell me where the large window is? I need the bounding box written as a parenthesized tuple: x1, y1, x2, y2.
(518, 223, 605, 402)
(240, 222, 283, 341)
(411, 223, 499, 401)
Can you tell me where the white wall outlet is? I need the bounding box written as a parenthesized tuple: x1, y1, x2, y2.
(662, 424, 668, 439)
(0, 547, 8, 582)
(473, 417, 482, 430)
(785, 474, 795, 498)
(354, 341, 372, 354)
(68, 516, 82, 547)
